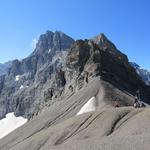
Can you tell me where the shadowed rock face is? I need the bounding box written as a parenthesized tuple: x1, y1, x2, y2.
(66, 37, 150, 102)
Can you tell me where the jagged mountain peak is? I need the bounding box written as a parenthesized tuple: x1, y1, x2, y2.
(91, 33, 117, 52)
(54, 30, 67, 36)
(32, 30, 75, 56)
(45, 30, 65, 34)
(94, 33, 108, 41)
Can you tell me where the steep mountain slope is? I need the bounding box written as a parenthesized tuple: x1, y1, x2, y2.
(131, 62, 150, 85)
(0, 78, 150, 150)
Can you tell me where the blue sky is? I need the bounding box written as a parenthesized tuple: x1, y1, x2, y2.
(0, 0, 150, 70)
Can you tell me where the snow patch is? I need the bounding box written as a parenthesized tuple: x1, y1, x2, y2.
(48, 49, 52, 54)
(0, 112, 27, 139)
(77, 97, 97, 116)
(15, 75, 21, 81)
(20, 85, 24, 89)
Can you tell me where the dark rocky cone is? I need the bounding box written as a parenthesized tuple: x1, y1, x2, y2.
(67, 37, 150, 103)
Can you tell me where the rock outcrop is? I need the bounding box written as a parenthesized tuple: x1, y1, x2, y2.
(67, 37, 150, 103)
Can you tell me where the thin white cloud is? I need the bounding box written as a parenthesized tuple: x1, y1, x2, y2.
(31, 38, 38, 49)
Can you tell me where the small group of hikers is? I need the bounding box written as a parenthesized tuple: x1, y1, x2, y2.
(133, 89, 146, 108)
(112, 97, 146, 108)
(112, 99, 120, 108)
(112, 89, 146, 108)
(84, 71, 146, 109)
(133, 97, 146, 108)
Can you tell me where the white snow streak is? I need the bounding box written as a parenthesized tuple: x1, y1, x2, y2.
(15, 75, 21, 81)
(77, 97, 96, 115)
(48, 49, 52, 54)
(20, 85, 24, 89)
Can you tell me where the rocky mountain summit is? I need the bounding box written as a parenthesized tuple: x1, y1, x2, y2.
(0, 31, 150, 150)
(0, 31, 74, 119)
(0, 31, 150, 120)
(130, 62, 150, 86)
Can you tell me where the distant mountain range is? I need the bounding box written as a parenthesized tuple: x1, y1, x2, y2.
(130, 62, 150, 86)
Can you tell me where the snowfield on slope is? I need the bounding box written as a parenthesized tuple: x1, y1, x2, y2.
(0, 112, 27, 139)
(77, 97, 97, 115)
